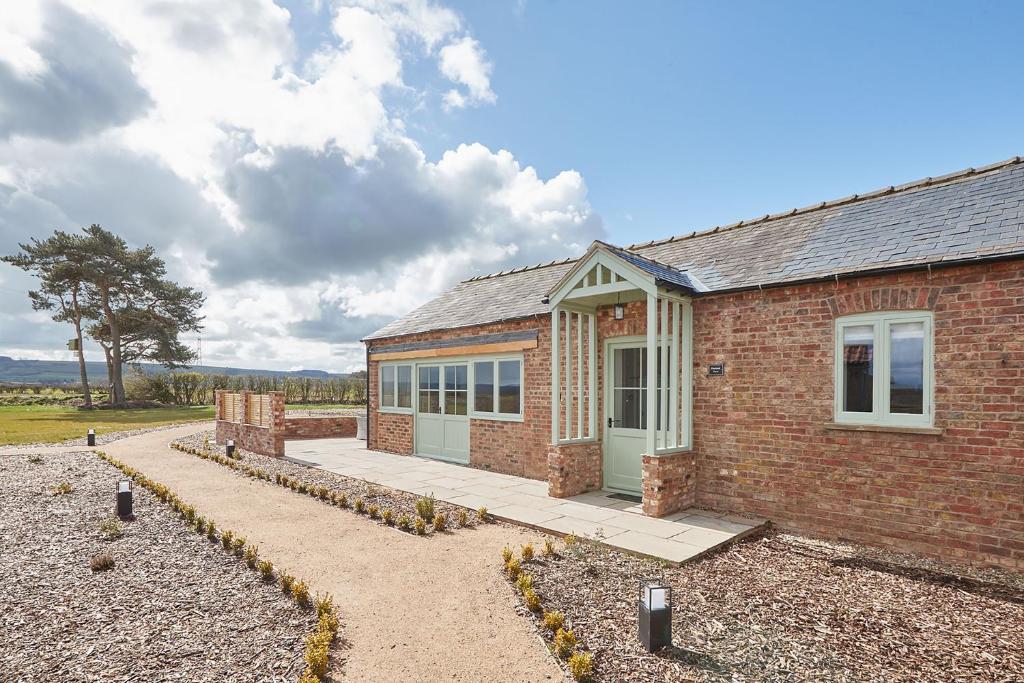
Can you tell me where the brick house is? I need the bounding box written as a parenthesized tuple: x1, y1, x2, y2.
(364, 157, 1024, 569)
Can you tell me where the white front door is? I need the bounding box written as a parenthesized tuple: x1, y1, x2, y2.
(415, 363, 469, 464)
(604, 341, 657, 493)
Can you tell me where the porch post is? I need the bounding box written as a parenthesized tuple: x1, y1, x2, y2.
(645, 293, 657, 456)
(551, 306, 560, 445)
(588, 312, 597, 439)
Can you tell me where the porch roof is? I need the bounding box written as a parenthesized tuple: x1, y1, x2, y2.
(366, 157, 1024, 341)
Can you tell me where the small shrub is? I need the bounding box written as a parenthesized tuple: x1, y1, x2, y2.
(523, 587, 541, 612)
(194, 516, 207, 534)
(568, 651, 593, 681)
(505, 557, 522, 580)
(397, 514, 411, 530)
(414, 517, 426, 535)
(432, 511, 447, 531)
(553, 628, 577, 659)
(542, 610, 564, 633)
(317, 486, 330, 500)
(457, 509, 469, 527)
(314, 593, 335, 619)
(564, 534, 578, 548)
(244, 545, 259, 568)
(275, 473, 284, 485)
(98, 517, 123, 540)
(353, 498, 365, 514)
(305, 639, 329, 678)
(207, 523, 218, 542)
(367, 504, 380, 519)
(52, 482, 73, 496)
(220, 529, 235, 549)
(27, 454, 42, 464)
(318, 609, 340, 637)
(501, 546, 514, 563)
(257, 560, 274, 581)
(543, 539, 556, 557)
(335, 492, 349, 508)
(297, 483, 308, 494)
(521, 543, 535, 562)
(515, 572, 533, 594)
(280, 573, 295, 594)
(477, 506, 489, 522)
(292, 580, 311, 607)
(90, 553, 115, 572)
(232, 536, 247, 555)
(381, 508, 395, 525)
(415, 494, 436, 521)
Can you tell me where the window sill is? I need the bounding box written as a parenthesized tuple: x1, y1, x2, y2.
(378, 407, 413, 415)
(824, 422, 943, 436)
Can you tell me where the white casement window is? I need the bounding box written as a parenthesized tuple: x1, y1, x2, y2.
(471, 357, 524, 420)
(834, 311, 934, 427)
(379, 363, 413, 412)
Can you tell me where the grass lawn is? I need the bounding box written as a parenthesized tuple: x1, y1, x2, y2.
(0, 404, 214, 445)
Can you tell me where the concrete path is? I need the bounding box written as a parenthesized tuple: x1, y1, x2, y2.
(84, 424, 563, 682)
(287, 438, 768, 563)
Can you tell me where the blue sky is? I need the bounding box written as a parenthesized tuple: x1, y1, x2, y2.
(1, 0, 1022, 372)
(408, 0, 1024, 244)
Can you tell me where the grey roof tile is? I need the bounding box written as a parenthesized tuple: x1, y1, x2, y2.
(367, 158, 1024, 340)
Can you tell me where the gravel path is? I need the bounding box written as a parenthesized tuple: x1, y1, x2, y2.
(104, 424, 564, 682)
(522, 531, 1024, 682)
(0, 449, 315, 682)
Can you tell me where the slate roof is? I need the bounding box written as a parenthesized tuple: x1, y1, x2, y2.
(365, 157, 1024, 341)
(603, 243, 708, 293)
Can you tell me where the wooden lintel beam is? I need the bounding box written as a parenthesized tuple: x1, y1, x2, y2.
(369, 338, 537, 361)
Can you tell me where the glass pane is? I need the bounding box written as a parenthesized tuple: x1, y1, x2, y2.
(445, 365, 456, 391)
(498, 360, 521, 414)
(890, 322, 924, 414)
(614, 348, 643, 388)
(381, 366, 395, 407)
(474, 361, 494, 413)
(843, 325, 874, 413)
(396, 366, 412, 408)
(428, 391, 440, 414)
(614, 388, 643, 429)
(454, 392, 467, 415)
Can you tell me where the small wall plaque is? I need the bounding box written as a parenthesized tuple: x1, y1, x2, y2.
(708, 362, 725, 376)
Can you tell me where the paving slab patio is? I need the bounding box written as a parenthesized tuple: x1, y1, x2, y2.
(286, 438, 769, 563)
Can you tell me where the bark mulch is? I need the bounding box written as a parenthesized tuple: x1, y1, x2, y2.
(173, 431, 482, 534)
(519, 531, 1024, 682)
(0, 450, 317, 682)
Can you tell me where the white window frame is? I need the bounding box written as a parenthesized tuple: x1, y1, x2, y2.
(378, 362, 414, 413)
(833, 311, 934, 428)
(468, 355, 525, 422)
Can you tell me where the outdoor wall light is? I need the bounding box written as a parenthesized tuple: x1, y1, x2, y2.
(614, 303, 625, 320)
(116, 479, 134, 519)
(226, 439, 235, 457)
(638, 578, 672, 652)
(87, 428, 96, 447)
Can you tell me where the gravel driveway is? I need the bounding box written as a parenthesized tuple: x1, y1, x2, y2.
(102, 423, 564, 682)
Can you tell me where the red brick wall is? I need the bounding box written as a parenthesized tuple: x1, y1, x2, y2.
(367, 316, 552, 477)
(281, 416, 358, 440)
(214, 390, 285, 456)
(548, 441, 603, 497)
(690, 260, 1024, 569)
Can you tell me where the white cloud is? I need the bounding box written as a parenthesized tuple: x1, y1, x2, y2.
(0, 0, 602, 373)
(439, 36, 495, 109)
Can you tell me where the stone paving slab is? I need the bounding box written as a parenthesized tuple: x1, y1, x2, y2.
(285, 438, 768, 563)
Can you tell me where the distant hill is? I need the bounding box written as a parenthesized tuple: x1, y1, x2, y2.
(0, 356, 355, 385)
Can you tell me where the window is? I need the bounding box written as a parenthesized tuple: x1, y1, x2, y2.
(472, 358, 523, 418)
(418, 366, 440, 413)
(444, 365, 468, 416)
(834, 312, 932, 427)
(379, 363, 413, 411)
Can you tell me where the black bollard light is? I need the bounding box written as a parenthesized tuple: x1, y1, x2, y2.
(116, 479, 133, 519)
(226, 439, 235, 458)
(87, 428, 96, 447)
(638, 578, 672, 652)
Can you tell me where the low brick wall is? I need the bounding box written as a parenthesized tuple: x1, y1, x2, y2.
(642, 451, 697, 517)
(281, 416, 358, 440)
(216, 420, 284, 458)
(547, 441, 602, 498)
(215, 390, 286, 457)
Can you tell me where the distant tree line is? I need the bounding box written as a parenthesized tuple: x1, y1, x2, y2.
(124, 369, 367, 406)
(3, 225, 204, 407)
